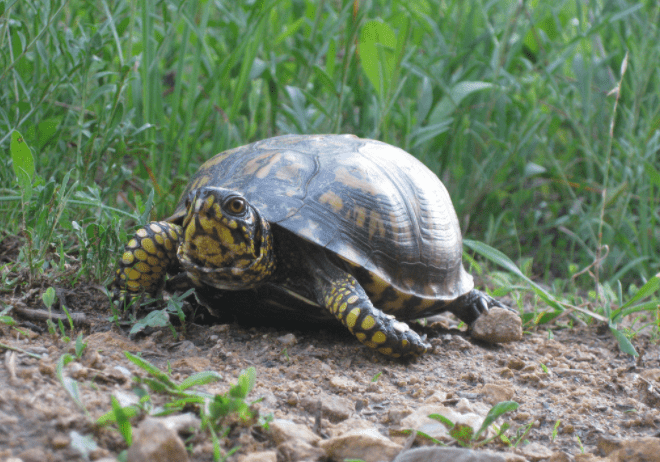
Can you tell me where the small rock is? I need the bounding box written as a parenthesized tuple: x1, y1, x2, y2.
(269, 419, 321, 446)
(471, 307, 522, 343)
(518, 442, 554, 461)
(239, 450, 277, 462)
(320, 428, 402, 462)
(269, 419, 324, 462)
(476, 383, 515, 405)
(277, 333, 297, 346)
(302, 394, 352, 422)
(17, 448, 52, 462)
(574, 454, 607, 462)
(597, 436, 660, 462)
(51, 433, 71, 449)
(548, 451, 573, 462)
(400, 404, 489, 442)
(392, 446, 506, 462)
(127, 418, 189, 462)
(328, 375, 356, 391)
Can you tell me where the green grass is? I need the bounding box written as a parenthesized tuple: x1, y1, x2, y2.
(1, 0, 659, 330)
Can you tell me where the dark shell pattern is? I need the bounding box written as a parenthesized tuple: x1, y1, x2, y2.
(169, 134, 474, 302)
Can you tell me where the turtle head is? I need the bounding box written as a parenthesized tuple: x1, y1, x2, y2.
(178, 186, 275, 290)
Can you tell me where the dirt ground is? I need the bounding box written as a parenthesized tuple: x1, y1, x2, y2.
(1, 245, 660, 461)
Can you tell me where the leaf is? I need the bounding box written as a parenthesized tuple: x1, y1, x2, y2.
(609, 326, 638, 357)
(124, 351, 178, 389)
(179, 371, 224, 390)
(428, 81, 494, 124)
(10, 130, 34, 190)
(111, 396, 133, 445)
(474, 401, 519, 439)
(463, 239, 565, 313)
(428, 413, 455, 429)
(359, 20, 397, 99)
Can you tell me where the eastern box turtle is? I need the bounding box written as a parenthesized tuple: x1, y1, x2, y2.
(112, 134, 504, 358)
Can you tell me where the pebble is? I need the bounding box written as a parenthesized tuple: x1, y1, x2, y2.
(597, 436, 660, 462)
(268, 419, 324, 461)
(319, 427, 402, 462)
(471, 307, 523, 343)
(301, 393, 352, 422)
(126, 418, 189, 462)
(392, 446, 506, 462)
(277, 333, 297, 346)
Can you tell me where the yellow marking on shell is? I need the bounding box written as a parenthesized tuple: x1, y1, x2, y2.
(368, 210, 386, 240)
(135, 262, 150, 273)
(356, 332, 367, 341)
(199, 150, 235, 169)
(334, 166, 380, 196)
(125, 268, 141, 280)
(154, 233, 164, 245)
(136, 228, 148, 238)
(346, 308, 360, 329)
(141, 238, 156, 255)
(149, 223, 162, 233)
(122, 252, 135, 265)
(134, 249, 149, 261)
(371, 331, 387, 344)
(127, 238, 138, 249)
(378, 347, 393, 356)
(354, 206, 367, 228)
(319, 191, 344, 213)
(361, 315, 376, 331)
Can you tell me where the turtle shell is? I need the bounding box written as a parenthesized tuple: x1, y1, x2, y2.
(169, 134, 474, 302)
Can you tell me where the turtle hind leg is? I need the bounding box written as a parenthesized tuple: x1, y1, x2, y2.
(313, 269, 430, 358)
(447, 289, 505, 325)
(111, 221, 183, 308)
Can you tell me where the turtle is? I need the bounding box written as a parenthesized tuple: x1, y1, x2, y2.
(112, 134, 505, 358)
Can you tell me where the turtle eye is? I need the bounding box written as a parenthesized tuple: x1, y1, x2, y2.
(225, 197, 247, 215)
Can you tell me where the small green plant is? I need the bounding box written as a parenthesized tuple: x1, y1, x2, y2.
(371, 371, 383, 382)
(127, 288, 195, 337)
(96, 353, 268, 462)
(428, 401, 520, 448)
(552, 419, 561, 441)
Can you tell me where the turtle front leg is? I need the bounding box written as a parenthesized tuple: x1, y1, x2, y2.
(314, 270, 430, 358)
(111, 221, 183, 307)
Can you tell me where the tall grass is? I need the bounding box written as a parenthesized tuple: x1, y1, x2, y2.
(1, 0, 659, 297)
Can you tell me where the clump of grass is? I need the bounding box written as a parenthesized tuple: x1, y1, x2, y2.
(2, 1, 659, 346)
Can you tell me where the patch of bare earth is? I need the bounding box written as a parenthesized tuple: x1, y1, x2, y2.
(1, 269, 660, 461)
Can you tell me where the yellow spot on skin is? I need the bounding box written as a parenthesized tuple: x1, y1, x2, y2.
(168, 228, 179, 240)
(154, 233, 164, 245)
(147, 256, 160, 266)
(164, 238, 173, 251)
(319, 191, 344, 213)
(142, 238, 156, 254)
(135, 262, 150, 273)
(347, 295, 359, 304)
(228, 220, 238, 229)
(122, 252, 135, 265)
(149, 223, 162, 233)
(126, 268, 141, 280)
(134, 249, 148, 261)
(361, 315, 376, 331)
(364, 341, 377, 348)
(126, 280, 141, 290)
(356, 333, 367, 341)
(401, 339, 408, 347)
(371, 331, 387, 344)
(338, 302, 348, 313)
(346, 308, 360, 329)
(127, 239, 138, 249)
(378, 347, 393, 356)
(137, 229, 148, 238)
